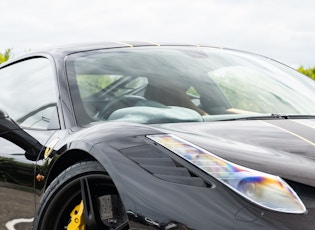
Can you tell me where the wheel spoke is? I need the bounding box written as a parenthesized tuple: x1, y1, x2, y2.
(80, 177, 103, 229)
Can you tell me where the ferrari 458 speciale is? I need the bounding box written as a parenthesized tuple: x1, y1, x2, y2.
(0, 42, 315, 229)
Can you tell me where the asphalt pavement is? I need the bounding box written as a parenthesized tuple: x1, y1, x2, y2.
(0, 187, 34, 230)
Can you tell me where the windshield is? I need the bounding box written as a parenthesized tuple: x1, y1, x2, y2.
(66, 46, 315, 125)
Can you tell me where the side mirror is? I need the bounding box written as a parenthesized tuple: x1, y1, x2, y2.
(0, 108, 44, 161)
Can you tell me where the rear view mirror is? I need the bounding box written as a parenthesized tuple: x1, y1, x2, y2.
(0, 108, 44, 161)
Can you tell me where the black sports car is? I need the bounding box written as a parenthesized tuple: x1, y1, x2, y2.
(0, 42, 315, 230)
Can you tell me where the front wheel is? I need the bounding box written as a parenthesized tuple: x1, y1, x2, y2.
(33, 161, 129, 230)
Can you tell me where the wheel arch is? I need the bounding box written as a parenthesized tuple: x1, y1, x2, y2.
(45, 149, 97, 189)
(43, 141, 133, 210)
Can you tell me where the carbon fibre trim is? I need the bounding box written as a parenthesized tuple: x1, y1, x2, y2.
(120, 143, 208, 187)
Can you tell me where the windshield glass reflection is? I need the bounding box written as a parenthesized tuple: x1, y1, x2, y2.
(66, 47, 315, 125)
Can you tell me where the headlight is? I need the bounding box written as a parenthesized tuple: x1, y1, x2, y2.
(147, 134, 306, 214)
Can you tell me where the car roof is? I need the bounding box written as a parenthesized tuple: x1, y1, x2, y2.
(39, 41, 208, 54)
(0, 41, 272, 68)
(1, 41, 211, 67)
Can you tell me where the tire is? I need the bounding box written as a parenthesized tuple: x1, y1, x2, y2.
(33, 161, 129, 230)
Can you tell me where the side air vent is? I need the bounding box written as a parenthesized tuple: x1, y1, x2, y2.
(120, 144, 208, 187)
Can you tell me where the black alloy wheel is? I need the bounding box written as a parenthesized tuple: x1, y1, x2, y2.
(33, 161, 129, 230)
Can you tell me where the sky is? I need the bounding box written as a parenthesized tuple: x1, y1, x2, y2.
(1, 0, 315, 68)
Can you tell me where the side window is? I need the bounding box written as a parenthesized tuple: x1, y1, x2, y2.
(0, 58, 58, 129)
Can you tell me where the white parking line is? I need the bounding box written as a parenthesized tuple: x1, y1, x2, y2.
(5, 218, 34, 230)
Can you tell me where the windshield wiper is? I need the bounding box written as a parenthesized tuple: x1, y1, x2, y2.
(225, 114, 315, 121)
(204, 114, 315, 122)
(274, 114, 315, 119)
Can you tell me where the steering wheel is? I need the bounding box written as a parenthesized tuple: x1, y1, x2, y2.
(98, 95, 148, 119)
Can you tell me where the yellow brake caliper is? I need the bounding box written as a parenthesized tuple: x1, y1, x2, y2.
(67, 200, 86, 230)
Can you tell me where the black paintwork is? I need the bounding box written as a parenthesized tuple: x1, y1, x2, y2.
(0, 42, 314, 229)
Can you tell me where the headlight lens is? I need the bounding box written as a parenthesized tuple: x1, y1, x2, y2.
(148, 134, 306, 214)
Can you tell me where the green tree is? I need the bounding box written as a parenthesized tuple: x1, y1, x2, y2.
(0, 49, 12, 64)
(297, 66, 315, 80)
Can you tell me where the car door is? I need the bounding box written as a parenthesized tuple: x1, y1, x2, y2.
(0, 57, 60, 229)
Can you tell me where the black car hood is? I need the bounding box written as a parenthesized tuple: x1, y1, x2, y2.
(153, 119, 315, 187)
